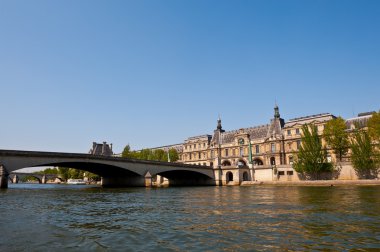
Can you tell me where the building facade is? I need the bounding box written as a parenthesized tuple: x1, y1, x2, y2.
(168, 106, 375, 184)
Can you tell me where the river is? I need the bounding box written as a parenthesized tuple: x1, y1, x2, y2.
(1, 184, 379, 251)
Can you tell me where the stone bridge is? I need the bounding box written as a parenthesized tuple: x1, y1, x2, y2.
(8, 172, 61, 184)
(0, 149, 219, 188)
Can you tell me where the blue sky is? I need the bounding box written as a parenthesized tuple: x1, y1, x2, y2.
(0, 0, 379, 154)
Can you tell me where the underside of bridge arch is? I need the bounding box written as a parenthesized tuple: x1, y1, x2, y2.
(30, 162, 139, 177)
(157, 170, 216, 186)
(28, 162, 145, 187)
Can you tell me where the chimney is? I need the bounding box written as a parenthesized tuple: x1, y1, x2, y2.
(102, 142, 106, 155)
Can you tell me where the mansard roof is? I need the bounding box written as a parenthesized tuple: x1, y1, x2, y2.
(150, 143, 183, 152)
(185, 134, 212, 142)
(345, 113, 373, 129)
(212, 124, 270, 144)
(266, 118, 284, 138)
(284, 113, 335, 128)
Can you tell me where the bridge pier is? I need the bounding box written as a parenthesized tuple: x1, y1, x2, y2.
(41, 175, 47, 184)
(144, 172, 152, 187)
(0, 165, 9, 189)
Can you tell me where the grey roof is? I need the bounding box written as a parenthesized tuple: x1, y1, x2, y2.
(150, 143, 183, 152)
(266, 118, 284, 138)
(284, 113, 335, 128)
(185, 135, 212, 141)
(213, 124, 270, 144)
(345, 114, 372, 129)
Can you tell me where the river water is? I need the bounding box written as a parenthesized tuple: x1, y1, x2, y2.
(1, 184, 379, 251)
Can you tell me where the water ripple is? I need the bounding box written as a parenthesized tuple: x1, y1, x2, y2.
(1, 184, 380, 251)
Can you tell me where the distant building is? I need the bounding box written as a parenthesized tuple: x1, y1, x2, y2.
(89, 142, 113, 156)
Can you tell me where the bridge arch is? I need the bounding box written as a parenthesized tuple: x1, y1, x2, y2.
(0, 150, 216, 188)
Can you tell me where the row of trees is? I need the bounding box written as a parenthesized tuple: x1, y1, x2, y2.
(121, 144, 179, 162)
(36, 167, 100, 181)
(294, 112, 380, 179)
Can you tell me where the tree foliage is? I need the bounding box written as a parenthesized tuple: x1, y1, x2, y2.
(368, 111, 380, 142)
(121, 145, 179, 162)
(294, 124, 333, 179)
(350, 129, 379, 179)
(323, 117, 349, 161)
(168, 148, 179, 162)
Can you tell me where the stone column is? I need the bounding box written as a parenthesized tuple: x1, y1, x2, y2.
(0, 165, 9, 189)
(13, 175, 19, 184)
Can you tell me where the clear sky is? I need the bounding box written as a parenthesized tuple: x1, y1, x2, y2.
(0, 0, 379, 154)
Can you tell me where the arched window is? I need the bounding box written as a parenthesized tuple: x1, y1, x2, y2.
(222, 160, 231, 166)
(226, 172, 233, 183)
(243, 172, 249, 181)
(237, 159, 247, 167)
(270, 157, 276, 165)
(253, 158, 263, 166)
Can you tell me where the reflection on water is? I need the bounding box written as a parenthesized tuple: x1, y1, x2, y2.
(1, 184, 380, 251)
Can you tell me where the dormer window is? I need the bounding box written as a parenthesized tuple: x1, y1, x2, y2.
(238, 138, 244, 145)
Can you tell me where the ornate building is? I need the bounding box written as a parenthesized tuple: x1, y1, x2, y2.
(89, 142, 114, 156)
(153, 106, 375, 184)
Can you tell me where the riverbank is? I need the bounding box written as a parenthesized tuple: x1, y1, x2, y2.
(241, 179, 380, 186)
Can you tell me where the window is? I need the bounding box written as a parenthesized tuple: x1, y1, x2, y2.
(185, 146, 187, 150)
(239, 147, 244, 156)
(189, 153, 192, 160)
(203, 152, 206, 159)
(271, 143, 276, 153)
(287, 171, 294, 175)
(225, 149, 228, 157)
(238, 138, 244, 145)
(278, 171, 285, 176)
(198, 144, 201, 149)
(255, 145, 260, 154)
(232, 149, 236, 156)
(296, 128, 300, 135)
(194, 144, 196, 149)
(297, 140, 301, 150)
(198, 152, 201, 159)
(203, 143, 206, 147)
(210, 162, 214, 167)
(287, 130, 291, 136)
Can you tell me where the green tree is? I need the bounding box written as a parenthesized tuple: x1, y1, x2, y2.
(36, 167, 59, 175)
(168, 148, 179, 162)
(153, 149, 167, 161)
(85, 172, 101, 181)
(350, 129, 379, 179)
(294, 124, 333, 179)
(368, 111, 380, 142)
(122, 144, 132, 158)
(323, 117, 349, 161)
(58, 167, 70, 181)
(139, 149, 153, 160)
(69, 168, 83, 179)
